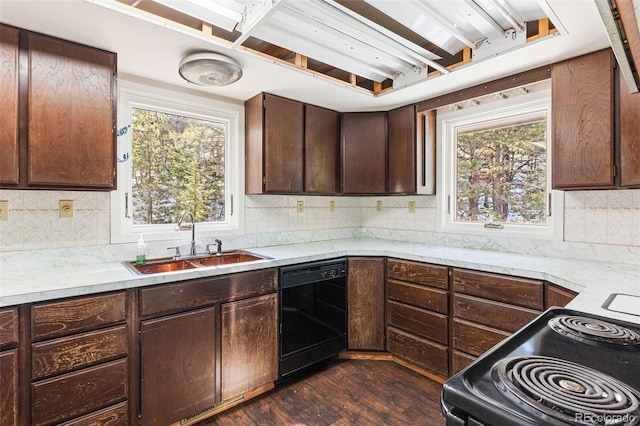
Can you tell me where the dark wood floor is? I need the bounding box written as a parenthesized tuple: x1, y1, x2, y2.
(198, 359, 446, 426)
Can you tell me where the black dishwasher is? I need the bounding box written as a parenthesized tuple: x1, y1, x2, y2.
(279, 258, 348, 378)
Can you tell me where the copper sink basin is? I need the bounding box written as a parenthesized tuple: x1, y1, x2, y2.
(193, 251, 266, 267)
(124, 250, 270, 275)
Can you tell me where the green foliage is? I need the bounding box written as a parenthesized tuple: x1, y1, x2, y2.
(456, 120, 547, 224)
(131, 108, 225, 225)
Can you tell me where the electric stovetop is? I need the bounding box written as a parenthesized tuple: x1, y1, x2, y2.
(441, 307, 640, 426)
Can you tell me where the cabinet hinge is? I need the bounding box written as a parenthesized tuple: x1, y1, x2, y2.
(614, 165, 618, 177)
(263, 99, 266, 108)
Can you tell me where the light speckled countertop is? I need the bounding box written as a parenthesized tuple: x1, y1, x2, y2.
(1, 239, 639, 324)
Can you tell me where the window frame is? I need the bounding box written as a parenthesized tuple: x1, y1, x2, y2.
(111, 80, 244, 244)
(436, 84, 563, 240)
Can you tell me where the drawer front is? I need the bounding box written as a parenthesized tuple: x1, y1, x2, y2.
(32, 292, 126, 341)
(387, 300, 448, 344)
(545, 284, 578, 308)
(58, 402, 128, 426)
(140, 268, 277, 317)
(0, 307, 19, 347)
(453, 294, 540, 333)
(387, 259, 448, 289)
(32, 359, 128, 426)
(451, 319, 510, 357)
(387, 326, 448, 376)
(451, 350, 476, 375)
(32, 325, 127, 380)
(387, 279, 448, 314)
(453, 269, 543, 310)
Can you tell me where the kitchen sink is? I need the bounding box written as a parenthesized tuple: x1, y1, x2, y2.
(124, 250, 271, 275)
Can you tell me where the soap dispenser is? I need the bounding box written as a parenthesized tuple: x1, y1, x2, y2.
(136, 234, 146, 265)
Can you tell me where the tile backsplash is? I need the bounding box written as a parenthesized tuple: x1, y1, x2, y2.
(2, 189, 640, 253)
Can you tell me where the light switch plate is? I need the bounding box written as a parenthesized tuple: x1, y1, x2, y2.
(0, 200, 8, 221)
(408, 201, 416, 214)
(59, 200, 75, 218)
(297, 200, 304, 213)
(329, 201, 335, 212)
(376, 200, 382, 212)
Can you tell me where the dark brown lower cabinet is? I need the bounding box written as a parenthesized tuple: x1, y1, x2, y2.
(0, 349, 18, 425)
(221, 294, 278, 401)
(545, 283, 578, 308)
(140, 307, 217, 426)
(347, 257, 386, 351)
(450, 269, 544, 374)
(385, 259, 449, 376)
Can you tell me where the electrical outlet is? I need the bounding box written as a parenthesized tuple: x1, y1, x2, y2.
(376, 200, 382, 212)
(0, 200, 8, 221)
(408, 201, 416, 214)
(59, 200, 75, 218)
(329, 201, 335, 212)
(297, 200, 304, 213)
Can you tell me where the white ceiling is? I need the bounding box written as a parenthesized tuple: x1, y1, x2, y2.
(0, 0, 611, 112)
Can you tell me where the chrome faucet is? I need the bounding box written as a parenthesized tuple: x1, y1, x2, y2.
(176, 211, 197, 256)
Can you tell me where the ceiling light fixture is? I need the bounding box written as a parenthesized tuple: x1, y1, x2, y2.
(178, 53, 243, 86)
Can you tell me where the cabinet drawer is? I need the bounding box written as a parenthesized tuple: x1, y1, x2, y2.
(545, 284, 578, 308)
(387, 259, 448, 289)
(453, 269, 543, 310)
(387, 326, 448, 377)
(453, 294, 540, 333)
(452, 319, 510, 357)
(451, 350, 476, 375)
(140, 269, 277, 317)
(59, 402, 128, 426)
(387, 300, 447, 344)
(32, 359, 127, 426)
(32, 325, 127, 380)
(387, 279, 448, 314)
(32, 292, 126, 341)
(0, 307, 19, 347)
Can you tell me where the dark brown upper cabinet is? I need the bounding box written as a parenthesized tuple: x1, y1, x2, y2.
(0, 25, 117, 190)
(305, 104, 341, 193)
(619, 70, 640, 187)
(552, 49, 640, 190)
(342, 111, 387, 194)
(388, 104, 416, 194)
(0, 25, 19, 186)
(552, 49, 615, 189)
(245, 93, 304, 194)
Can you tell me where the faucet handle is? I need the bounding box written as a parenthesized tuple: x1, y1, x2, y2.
(167, 246, 181, 259)
(206, 239, 223, 255)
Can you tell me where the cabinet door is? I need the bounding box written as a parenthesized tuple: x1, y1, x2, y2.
(0, 349, 18, 426)
(264, 94, 304, 192)
(27, 33, 115, 189)
(619, 70, 640, 187)
(342, 112, 386, 194)
(140, 307, 216, 425)
(388, 104, 416, 194)
(348, 257, 385, 350)
(305, 104, 340, 193)
(552, 49, 615, 189)
(221, 294, 278, 401)
(0, 25, 19, 185)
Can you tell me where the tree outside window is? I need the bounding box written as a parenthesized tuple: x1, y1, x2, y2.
(131, 107, 226, 225)
(455, 118, 547, 226)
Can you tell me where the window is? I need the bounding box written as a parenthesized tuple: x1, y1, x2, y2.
(111, 81, 243, 243)
(438, 82, 563, 239)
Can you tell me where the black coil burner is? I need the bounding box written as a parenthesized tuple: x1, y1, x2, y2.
(548, 316, 640, 346)
(492, 356, 640, 425)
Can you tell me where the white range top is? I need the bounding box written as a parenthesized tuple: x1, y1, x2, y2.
(1, 238, 639, 324)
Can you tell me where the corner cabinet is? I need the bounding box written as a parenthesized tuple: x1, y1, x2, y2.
(342, 112, 387, 194)
(388, 105, 416, 194)
(305, 104, 341, 193)
(552, 49, 640, 189)
(0, 24, 117, 190)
